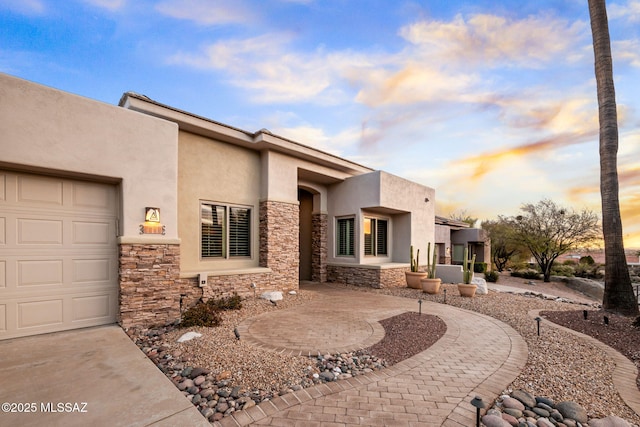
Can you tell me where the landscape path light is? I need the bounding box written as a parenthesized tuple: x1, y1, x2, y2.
(470, 396, 486, 427)
(418, 299, 423, 315)
(535, 316, 542, 336)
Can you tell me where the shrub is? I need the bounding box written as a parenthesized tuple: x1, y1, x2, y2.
(511, 269, 541, 280)
(181, 301, 222, 327)
(208, 293, 243, 311)
(485, 270, 499, 283)
(580, 255, 595, 265)
(551, 264, 575, 277)
(474, 262, 487, 273)
(575, 263, 602, 279)
(181, 293, 243, 328)
(562, 259, 577, 266)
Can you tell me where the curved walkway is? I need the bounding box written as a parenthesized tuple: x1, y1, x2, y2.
(216, 284, 528, 426)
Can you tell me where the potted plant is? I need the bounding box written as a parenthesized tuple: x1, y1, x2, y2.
(457, 247, 477, 297)
(406, 245, 428, 289)
(421, 242, 441, 294)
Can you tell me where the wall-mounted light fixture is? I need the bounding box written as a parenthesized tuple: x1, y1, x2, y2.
(145, 207, 161, 222)
(140, 207, 166, 235)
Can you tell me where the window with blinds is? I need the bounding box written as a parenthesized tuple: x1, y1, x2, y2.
(229, 207, 250, 257)
(336, 217, 355, 256)
(201, 202, 251, 258)
(364, 217, 388, 256)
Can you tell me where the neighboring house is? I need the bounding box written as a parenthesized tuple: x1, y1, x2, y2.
(435, 215, 491, 268)
(1, 73, 435, 340)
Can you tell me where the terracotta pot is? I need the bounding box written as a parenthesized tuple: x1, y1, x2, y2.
(421, 278, 441, 294)
(457, 283, 477, 297)
(405, 271, 428, 289)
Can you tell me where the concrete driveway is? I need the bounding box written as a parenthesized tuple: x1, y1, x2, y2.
(0, 325, 208, 427)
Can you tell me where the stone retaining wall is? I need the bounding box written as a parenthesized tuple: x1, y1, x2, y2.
(327, 265, 408, 288)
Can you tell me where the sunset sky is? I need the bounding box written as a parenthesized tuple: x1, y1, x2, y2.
(2, 0, 639, 247)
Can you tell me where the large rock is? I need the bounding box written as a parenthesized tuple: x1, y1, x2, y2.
(511, 389, 536, 408)
(472, 277, 488, 295)
(482, 414, 511, 427)
(556, 401, 588, 424)
(260, 291, 283, 301)
(502, 396, 525, 411)
(177, 331, 202, 342)
(589, 416, 632, 427)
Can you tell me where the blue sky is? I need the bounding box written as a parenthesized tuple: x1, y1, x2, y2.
(2, 0, 640, 247)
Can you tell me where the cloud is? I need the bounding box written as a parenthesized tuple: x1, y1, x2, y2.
(454, 129, 599, 181)
(169, 33, 365, 103)
(271, 124, 360, 156)
(0, 0, 45, 15)
(398, 13, 586, 67)
(156, 0, 255, 26)
(609, 0, 640, 22)
(613, 39, 640, 67)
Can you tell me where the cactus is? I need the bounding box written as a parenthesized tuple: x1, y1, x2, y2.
(462, 247, 476, 284)
(410, 245, 420, 272)
(426, 242, 437, 279)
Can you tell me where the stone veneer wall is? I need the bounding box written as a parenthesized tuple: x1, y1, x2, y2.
(327, 265, 409, 288)
(311, 213, 328, 283)
(119, 201, 302, 329)
(259, 200, 299, 290)
(119, 243, 187, 329)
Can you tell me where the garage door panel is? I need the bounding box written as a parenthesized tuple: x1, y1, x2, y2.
(0, 304, 5, 331)
(18, 299, 64, 329)
(72, 220, 111, 245)
(18, 259, 64, 287)
(18, 218, 63, 245)
(72, 181, 115, 212)
(73, 258, 112, 284)
(0, 216, 5, 245)
(0, 261, 5, 288)
(17, 175, 64, 206)
(72, 294, 112, 322)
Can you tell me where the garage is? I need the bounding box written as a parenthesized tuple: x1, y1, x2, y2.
(0, 170, 119, 340)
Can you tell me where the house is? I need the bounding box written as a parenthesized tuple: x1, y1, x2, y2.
(434, 215, 490, 268)
(0, 73, 435, 340)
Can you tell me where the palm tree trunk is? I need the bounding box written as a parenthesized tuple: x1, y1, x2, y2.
(588, 0, 639, 315)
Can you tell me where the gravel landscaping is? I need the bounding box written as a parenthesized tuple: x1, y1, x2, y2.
(129, 276, 640, 426)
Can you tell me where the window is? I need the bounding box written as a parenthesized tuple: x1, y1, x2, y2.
(452, 244, 465, 264)
(201, 202, 251, 258)
(364, 217, 388, 256)
(336, 217, 355, 256)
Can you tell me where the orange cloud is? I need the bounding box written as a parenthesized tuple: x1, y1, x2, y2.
(455, 130, 598, 180)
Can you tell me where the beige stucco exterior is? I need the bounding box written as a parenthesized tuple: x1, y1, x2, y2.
(2, 73, 441, 331)
(327, 171, 435, 265)
(0, 73, 179, 241)
(178, 130, 261, 274)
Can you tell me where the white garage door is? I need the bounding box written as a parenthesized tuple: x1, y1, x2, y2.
(0, 171, 118, 340)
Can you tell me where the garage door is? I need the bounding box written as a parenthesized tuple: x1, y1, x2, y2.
(0, 171, 118, 340)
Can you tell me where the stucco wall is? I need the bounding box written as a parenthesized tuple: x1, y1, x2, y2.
(327, 170, 435, 264)
(0, 73, 179, 240)
(178, 131, 261, 274)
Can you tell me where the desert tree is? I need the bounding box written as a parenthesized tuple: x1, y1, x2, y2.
(481, 219, 520, 272)
(588, 0, 639, 314)
(506, 199, 600, 282)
